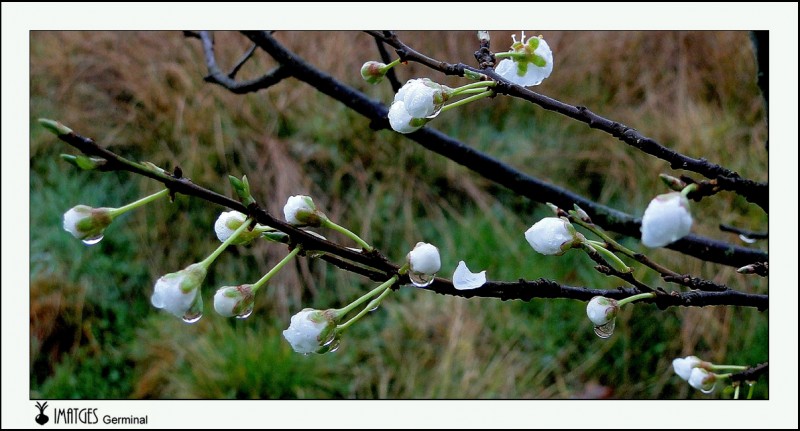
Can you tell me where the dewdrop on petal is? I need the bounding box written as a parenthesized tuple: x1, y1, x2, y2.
(63, 205, 113, 245)
(406, 242, 441, 288)
(586, 296, 619, 339)
(688, 367, 717, 394)
(524, 217, 578, 255)
(213, 284, 255, 319)
(495, 32, 553, 87)
(151, 263, 207, 323)
(452, 260, 487, 290)
(282, 308, 339, 354)
(214, 210, 261, 245)
(640, 192, 693, 248)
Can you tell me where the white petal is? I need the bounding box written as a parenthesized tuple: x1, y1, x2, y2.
(524, 217, 574, 255)
(452, 260, 486, 290)
(672, 356, 702, 381)
(388, 101, 421, 134)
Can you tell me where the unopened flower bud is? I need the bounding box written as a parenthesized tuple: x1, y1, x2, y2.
(151, 263, 207, 321)
(361, 61, 387, 84)
(213, 284, 255, 318)
(640, 192, 693, 248)
(524, 217, 578, 255)
(282, 308, 339, 354)
(63, 205, 113, 243)
(283, 195, 325, 227)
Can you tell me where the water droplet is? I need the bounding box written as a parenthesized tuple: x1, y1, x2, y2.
(182, 310, 203, 324)
(739, 234, 757, 244)
(82, 234, 104, 245)
(326, 338, 341, 353)
(409, 271, 435, 288)
(368, 304, 380, 312)
(321, 333, 337, 347)
(699, 382, 717, 394)
(235, 306, 254, 319)
(593, 319, 615, 339)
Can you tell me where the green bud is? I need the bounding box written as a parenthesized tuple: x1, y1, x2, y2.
(39, 118, 73, 136)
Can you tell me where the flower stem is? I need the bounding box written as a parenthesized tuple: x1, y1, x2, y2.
(747, 382, 755, 399)
(336, 281, 395, 332)
(733, 383, 740, 400)
(381, 58, 402, 72)
(321, 218, 373, 251)
(335, 275, 398, 318)
(681, 183, 698, 197)
(251, 247, 301, 293)
(108, 188, 170, 219)
(450, 80, 496, 96)
(440, 90, 494, 113)
(199, 216, 254, 269)
(572, 216, 680, 278)
(708, 364, 749, 372)
(616, 292, 656, 307)
(583, 240, 632, 273)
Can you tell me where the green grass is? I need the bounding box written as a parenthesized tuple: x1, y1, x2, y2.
(29, 30, 768, 399)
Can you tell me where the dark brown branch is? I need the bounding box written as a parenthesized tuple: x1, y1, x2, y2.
(719, 223, 769, 240)
(198, 31, 291, 94)
(372, 31, 768, 213)
(729, 362, 768, 383)
(47, 126, 767, 310)
(241, 31, 767, 269)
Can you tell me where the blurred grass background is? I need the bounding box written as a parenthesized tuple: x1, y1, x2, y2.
(29, 31, 768, 399)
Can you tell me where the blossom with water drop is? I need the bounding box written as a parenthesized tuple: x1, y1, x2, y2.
(151, 263, 207, 322)
(495, 31, 553, 87)
(524, 217, 579, 255)
(406, 242, 441, 287)
(688, 367, 717, 393)
(640, 192, 693, 248)
(283, 195, 325, 227)
(586, 296, 618, 338)
(213, 284, 255, 318)
(282, 308, 339, 354)
(63, 205, 113, 243)
(452, 260, 487, 290)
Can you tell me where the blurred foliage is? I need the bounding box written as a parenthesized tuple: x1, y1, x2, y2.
(30, 31, 768, 399)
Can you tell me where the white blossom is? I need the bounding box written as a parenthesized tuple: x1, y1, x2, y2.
(282, 308, 337, 354)
(586, 296, 618, 326)
(495, 32, 553, 87)
(214, 210, 261, 245)
(151, 263, 207, 319)
(524, 217, 576, 255)
(283, 195, 321, 226)
(63, 205, 112, 241)
(408, 242, 441, 276)
(672, 356, 704, 381)
(452, 260, 487, 290)
(213, 284, 255, 318)
(688, 367, 717, 393)
(640, 192, 693, 248)
(388, 101, 423, 134)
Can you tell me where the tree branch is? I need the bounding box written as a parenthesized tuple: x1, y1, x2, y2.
(371, 31, 769, 213)
(47, 125, 767, 310)
(240, 31, 767, 268)
(197, 31, 291, 94)
(729, 362, 768, 384)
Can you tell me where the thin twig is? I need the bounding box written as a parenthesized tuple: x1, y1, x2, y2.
(719, 223, 769, 240)
(372, 34, 402, 92)
(197, 31, 291, 94)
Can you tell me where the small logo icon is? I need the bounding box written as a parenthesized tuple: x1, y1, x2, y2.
(35, 401, 50, 425)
